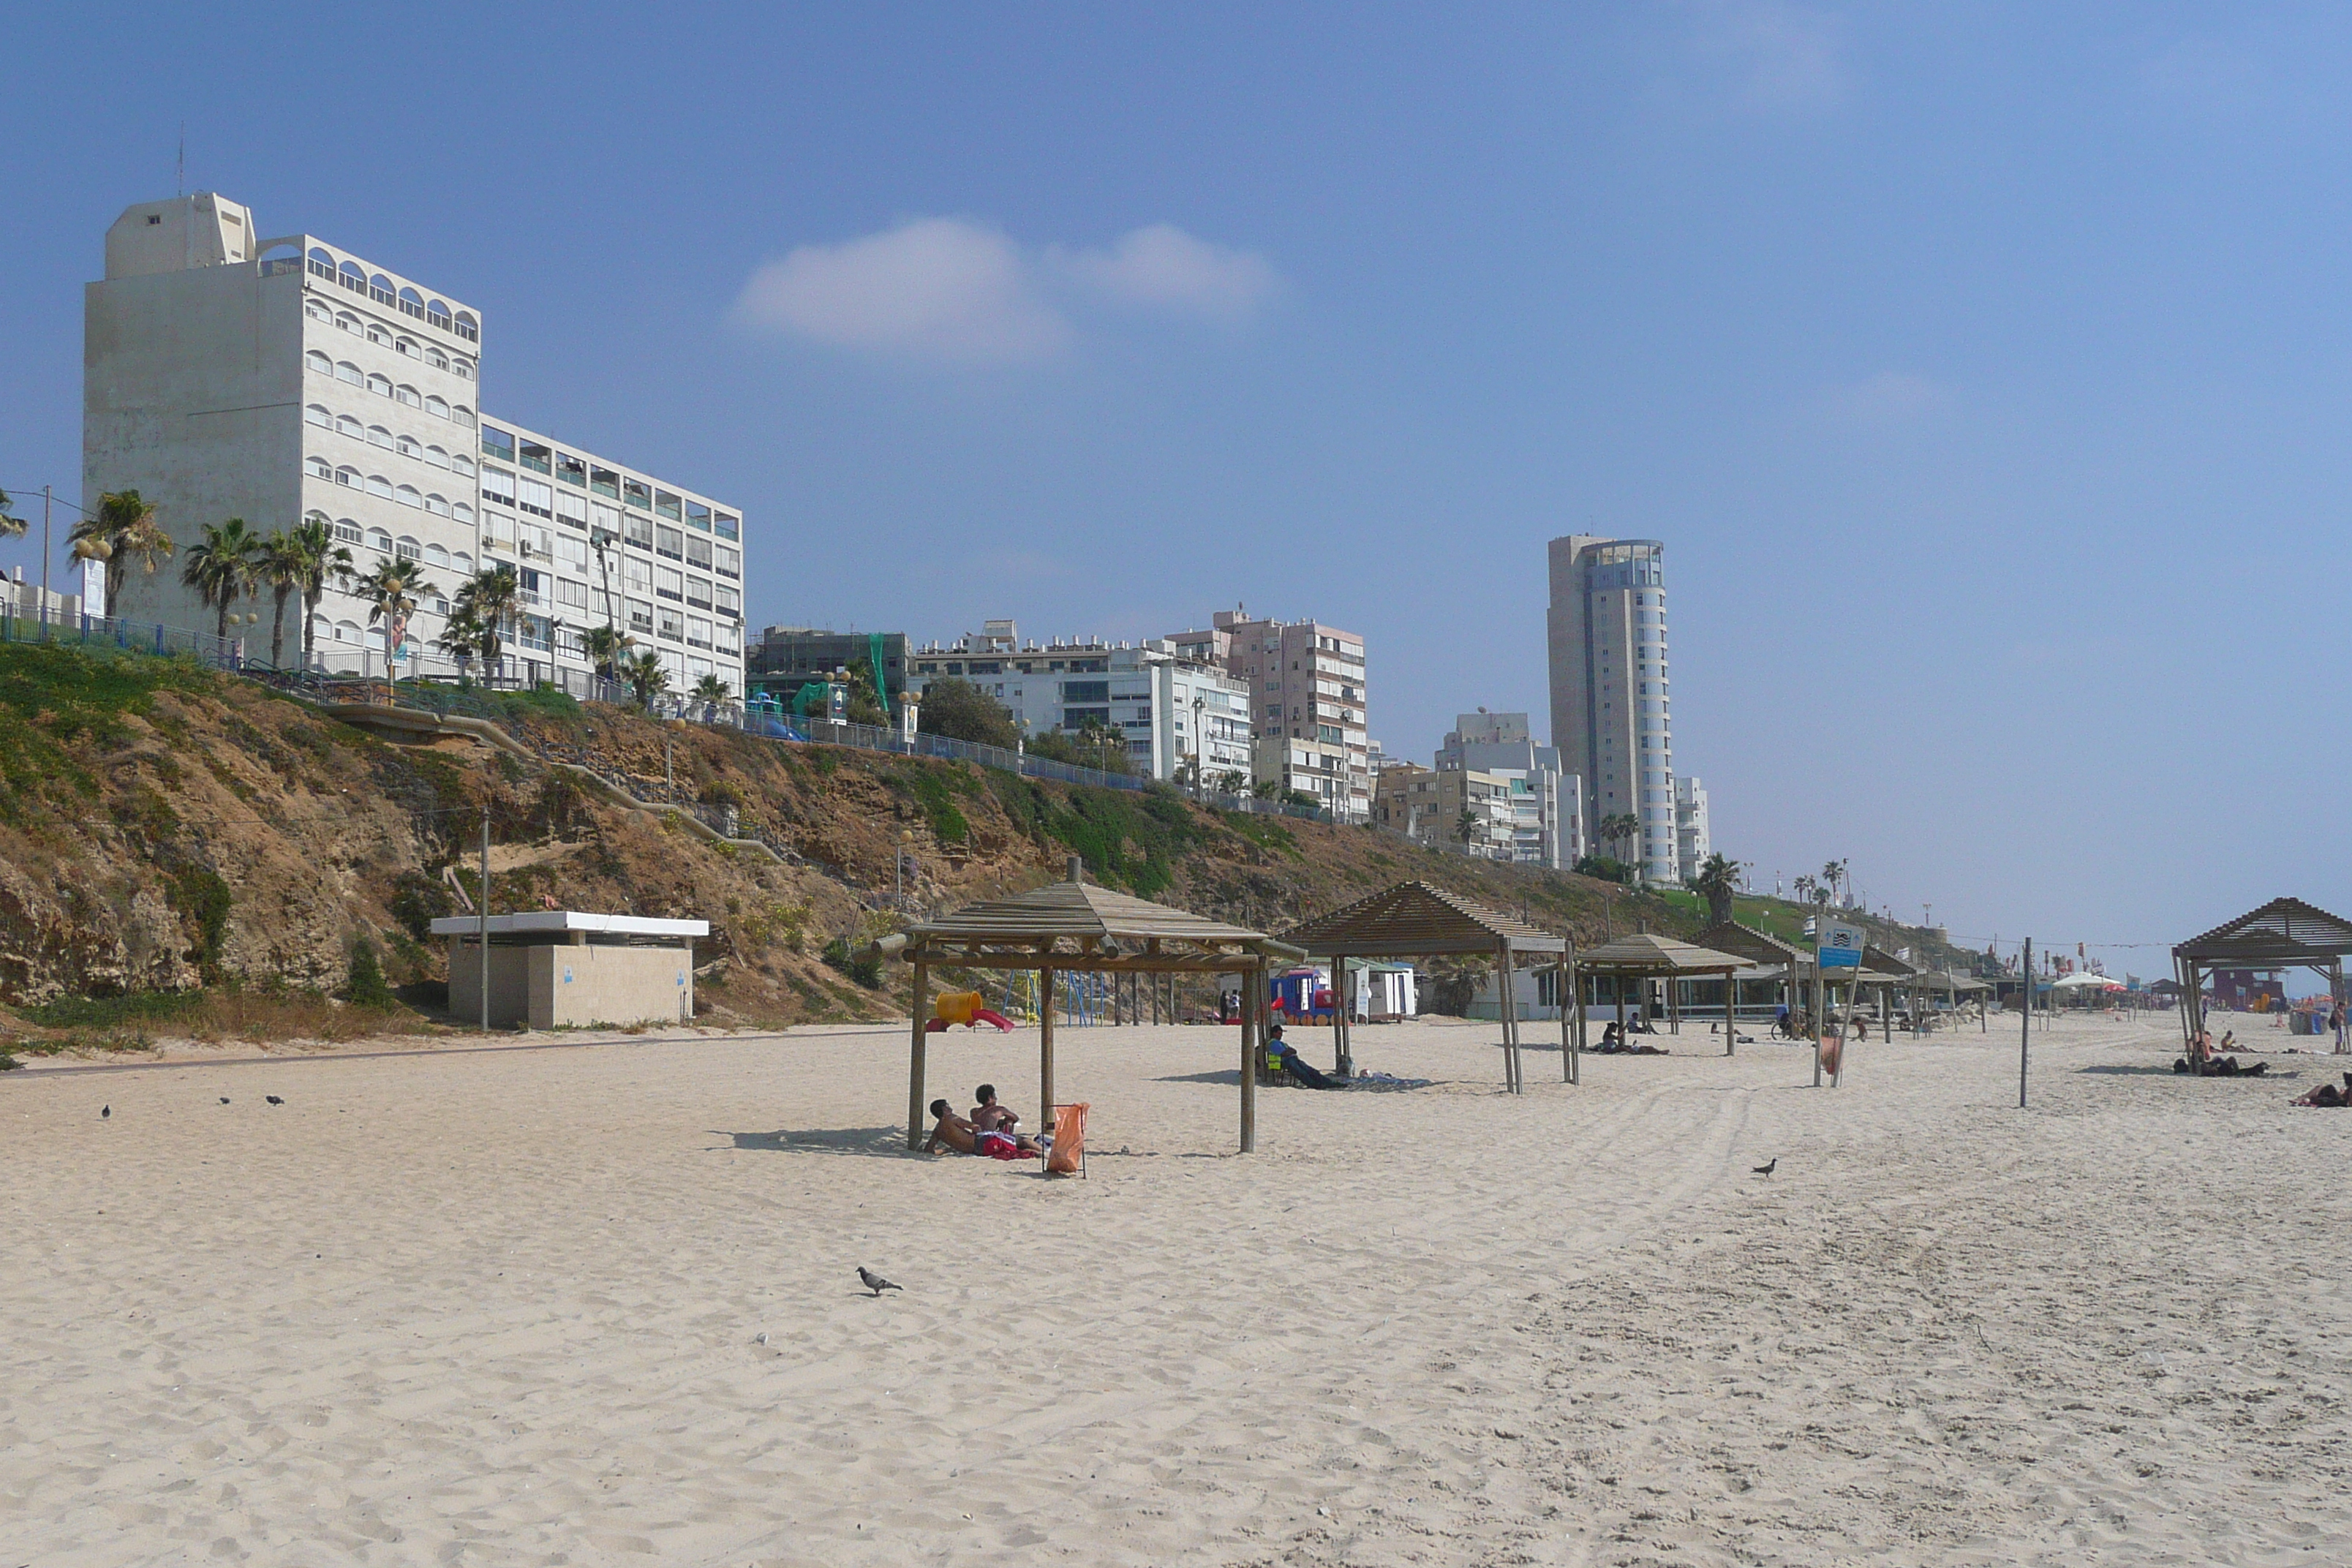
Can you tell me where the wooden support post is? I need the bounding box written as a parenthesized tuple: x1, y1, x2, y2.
(1812, 960, 1824, 1088)
(1497, 941, 1520, 1093)
(1333, 953, 1352, 1078)
(1561, 957, 1577, 1084)
(2019, 938, 2032, 1108)
(1240, 965, 1259, 1153)
(1724, 968, 1737, 1055)
(1040, 967, 1058, 1131)
(906, 962, 931, 1151)
(1667, 970, 1680, 1036)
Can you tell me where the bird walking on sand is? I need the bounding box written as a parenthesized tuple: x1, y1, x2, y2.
(857, 1267, 902, 1297)
(1752, 1158, 1776, 1177)
(265, 1096, 284, 1106)
(101, 1105, 110, 1120)
(219, 1097, 230, 1105)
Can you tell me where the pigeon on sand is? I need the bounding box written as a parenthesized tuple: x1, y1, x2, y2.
(857, 1267, 902, 1297)
(1752, 1158, 1776, 1177)
(266, 1096, 284, 1106)
(101, 1105, 110, 1120)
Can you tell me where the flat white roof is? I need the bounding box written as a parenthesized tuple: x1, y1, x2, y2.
(429, 912, 709, 938)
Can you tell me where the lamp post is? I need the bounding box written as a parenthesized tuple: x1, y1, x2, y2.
(1192, 693, 1205, 801)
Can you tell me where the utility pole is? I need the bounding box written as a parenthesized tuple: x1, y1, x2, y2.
(39, 486, 52, 641)
(478, 807, 492, 1033)
(2019, 937, 2032, 1107)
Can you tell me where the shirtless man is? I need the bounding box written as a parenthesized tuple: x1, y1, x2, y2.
(924, 1098, 1041, 1158)
(970, 1084, 1022, 1135)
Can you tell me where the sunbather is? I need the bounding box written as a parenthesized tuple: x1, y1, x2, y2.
(924, 1098, 1042, 1158)
(970, 1084, 1022, 1135)
(1265, 1024, 1342, 1088)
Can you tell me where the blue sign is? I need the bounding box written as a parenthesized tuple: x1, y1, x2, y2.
(1818, 920, 1866, 968)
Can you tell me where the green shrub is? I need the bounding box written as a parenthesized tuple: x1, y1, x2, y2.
(346, 937, 397, 1009)
(821, 935, 883, 989)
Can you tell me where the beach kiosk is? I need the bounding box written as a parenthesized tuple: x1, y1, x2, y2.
(434, 911, 708, 1030)
(874, 859, 1305, 1153)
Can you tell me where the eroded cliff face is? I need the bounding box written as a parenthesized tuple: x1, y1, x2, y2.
(0, 643, 1681, 1022)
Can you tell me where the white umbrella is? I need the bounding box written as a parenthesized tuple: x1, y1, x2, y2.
(2049, 970, 2122, 991)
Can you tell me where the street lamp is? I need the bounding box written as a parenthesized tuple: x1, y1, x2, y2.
(1191, 693, 1205, 801)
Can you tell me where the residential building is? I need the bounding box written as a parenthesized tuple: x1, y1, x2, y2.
(906, 620, 1249, 783)
(1546, 536, 1676, 883)
(82, 192, 746, 698)
(1172, 606, 1370, 820)
(1674, 774, 1711, 878)
(1372, 763, 1516, 858)
(478, 416, 745, 698)
(746, 627, 909, 706)
(1433, 709, 1583, 868)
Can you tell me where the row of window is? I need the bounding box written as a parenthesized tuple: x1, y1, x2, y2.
(304, 404, 479, 475)
(304, 456, 478, 521)
(304, 295, 476, 376)
(304, 351, 476, 423)
(306, 251, 478, 342)
(478, 427, 740, 540)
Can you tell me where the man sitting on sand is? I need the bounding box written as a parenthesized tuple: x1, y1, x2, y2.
(1266, 1024, 1343, 1089)
(924, 1098, 1043, 1158)
(971, 1084, 1022, 1135)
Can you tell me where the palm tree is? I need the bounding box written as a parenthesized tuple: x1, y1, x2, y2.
(254, 529, 306, 669)
(180, 518, 262, 641)
(1455, 808, 1481, 851)
(355, 557, 434, 674)
(279, 516, 354, 669)
(434, 606, 483, 682)
(67, 490, 175, 619)
(450, 564, 520, 685)
(692, 671, 732, 706)
(1695, 851, 1741, 926)
(622, 648, 669, 712)
(1820, 859, 1849, 908)
(581, 623, 633, 683)
(0, 490, 25, 539)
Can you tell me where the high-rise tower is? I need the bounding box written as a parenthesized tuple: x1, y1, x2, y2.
(1545, 536, 1676, 883)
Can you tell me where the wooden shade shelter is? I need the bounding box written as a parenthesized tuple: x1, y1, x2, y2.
(1575, 933, 1749, 1066)
(1275, 881, 1566, 1093)
(878, 860, 1305, 1153)
(2172, 897, 2352, 1048)
(1694, 920, 1812, 1041)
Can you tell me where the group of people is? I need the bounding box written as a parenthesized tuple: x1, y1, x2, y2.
(1595, 1021, 1667, 1055)
(924, 1084, 1048, 1159)
(2174, 1029, 2270, 1077)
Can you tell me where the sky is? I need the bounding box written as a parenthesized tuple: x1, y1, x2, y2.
(4, 2, 2349, 980)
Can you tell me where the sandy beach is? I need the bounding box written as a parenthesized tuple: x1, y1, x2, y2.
(6, 1010, 2350, 1566)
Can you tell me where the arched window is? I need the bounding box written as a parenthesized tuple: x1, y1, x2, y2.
(424, 493, 451, 517)
(366, 475, 393, 500)
(395, 485, 423, 509)
(395, 535, 421, 559)
(304, 509, 331, 529)
(424, 543, 451, 568)
(308, 246, 336, 279)
(452, 505, 475, 529)
(365, 372, 392, 397)
(334, 619, 362, 645)
(453, 311, 479, 343)
(395, 434, 422, 459)
(366, 323, 391, 347)
(453, 551, 474, 576)
(338, 260, 366, 291)
(304, 298, 331, 323)
(368, 273, 395, 306)
(426, 299, 453, 331)
(366, 626, 387, 654)
(397, 285, 426, 320)
(451, 404, 475, 429)
(335, 414, 363, 440)
(396, 337, 421, 358)
(305, 455, 332, 480)
(424, 395, 449, 419)
(336, 312, 363, 336)
(366, 425, 393, 449)
(336, 360, 363, 385)
(451, 358, 475, 381)
(333, 518, 363, 545)
(395, 384, 421, 407)
(451, 453, 475, 478)
(366, 526, 393, 553)
(426, 347, 451, 371)
(305, 350, 333, 374)
(305, 404, 331, 428)
(424, 445, 450, 469)
(336, 465, 363, 488)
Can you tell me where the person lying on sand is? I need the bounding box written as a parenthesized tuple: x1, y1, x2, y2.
(924, 1099, 1042, 1158)
(2292, 1072, 2352, 1107)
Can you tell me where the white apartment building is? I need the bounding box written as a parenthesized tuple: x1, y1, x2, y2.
(905, 620, 1250, 783)
(82, 192, 745, 698)
(1546, 537, 1677, 883)
(1171, 608, 1371, 820)
(1433, 709, 1584, 869)
(477, 418, 745, 696)
(1674, 774, 1712, 877)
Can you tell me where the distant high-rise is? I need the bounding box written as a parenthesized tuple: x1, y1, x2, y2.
(1546, 536, 1676, 883)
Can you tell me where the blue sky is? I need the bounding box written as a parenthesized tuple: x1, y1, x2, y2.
(4, 4, 2348, 977)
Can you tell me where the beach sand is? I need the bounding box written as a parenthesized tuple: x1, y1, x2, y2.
(6, 1009, 2349, 1565)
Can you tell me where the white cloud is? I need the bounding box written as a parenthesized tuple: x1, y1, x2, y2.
(734, 219, 1276, 362)
(1692, 1, 1848, 113)
(1055, 224, 1278, 321)
(1825, 371, 1948, 426)
(732, 218, 1069, 362)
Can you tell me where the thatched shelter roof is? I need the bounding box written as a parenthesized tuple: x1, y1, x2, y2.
(1275, 881, 1564, 958)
